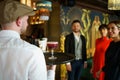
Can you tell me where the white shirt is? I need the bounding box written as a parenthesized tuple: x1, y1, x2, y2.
(73, 32, 80, 42)
(0, 30, 54, 80)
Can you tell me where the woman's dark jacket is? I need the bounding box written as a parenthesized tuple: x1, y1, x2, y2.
(102, 41, 120, 80)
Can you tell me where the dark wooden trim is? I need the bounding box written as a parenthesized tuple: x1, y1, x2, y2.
(76, 0, 115, 14)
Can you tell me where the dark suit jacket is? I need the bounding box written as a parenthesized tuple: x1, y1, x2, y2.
(65, 33, 87, 62)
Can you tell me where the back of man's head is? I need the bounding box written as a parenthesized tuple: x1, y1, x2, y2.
(0, 0, 35, 24)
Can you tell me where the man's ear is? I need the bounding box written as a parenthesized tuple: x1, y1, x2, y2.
(118, 28, 120, 32)
(16, 17, 21, 27)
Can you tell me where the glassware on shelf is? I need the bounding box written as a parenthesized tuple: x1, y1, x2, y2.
(47, 41, 58, 60)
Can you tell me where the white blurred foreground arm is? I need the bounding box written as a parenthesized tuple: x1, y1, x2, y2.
(47, 65, 56, 80)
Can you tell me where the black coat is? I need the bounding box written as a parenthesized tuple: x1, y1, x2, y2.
(64, 33, 87, 62)
(102, 41, 120, 80)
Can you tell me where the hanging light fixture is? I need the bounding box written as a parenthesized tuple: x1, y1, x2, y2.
(20, 0, 52, 24)
(36, 0, 52, 11)
(36, 0, 52, 21)
(108, 0, 120, 10)
(30, 0, 52, 24)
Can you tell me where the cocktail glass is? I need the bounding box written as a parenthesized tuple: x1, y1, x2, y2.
(47, 41, 58, 59)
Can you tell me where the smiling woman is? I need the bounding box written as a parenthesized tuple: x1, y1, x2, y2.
(96, 20, 120, 80)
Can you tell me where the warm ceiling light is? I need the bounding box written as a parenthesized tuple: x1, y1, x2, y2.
(20, 0, 31, 7)
(108, 0, 120, 10)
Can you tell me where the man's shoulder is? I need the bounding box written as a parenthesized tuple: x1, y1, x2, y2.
(15, 39, 41, 52)
(66, 33, 73, 37)
(17, 40, 43, 57)
(80, 35, 85, 39)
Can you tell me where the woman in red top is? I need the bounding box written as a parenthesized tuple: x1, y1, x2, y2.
(91, 24, 112, 80)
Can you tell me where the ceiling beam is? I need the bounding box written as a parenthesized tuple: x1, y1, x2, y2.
(76, 0, 115, 14)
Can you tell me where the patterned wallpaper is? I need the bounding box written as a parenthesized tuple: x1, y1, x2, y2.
(60, 6, 119, 57)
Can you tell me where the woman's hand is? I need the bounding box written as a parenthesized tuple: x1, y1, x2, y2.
(90, 67, 93, 74)
(84, 62, 87, 69)
(96, 69, 102, 78)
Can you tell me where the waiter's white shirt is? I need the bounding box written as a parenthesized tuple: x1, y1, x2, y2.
(0, 30, 54, 80)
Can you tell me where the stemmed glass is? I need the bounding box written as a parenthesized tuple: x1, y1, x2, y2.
(47, 41, 58, 60)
